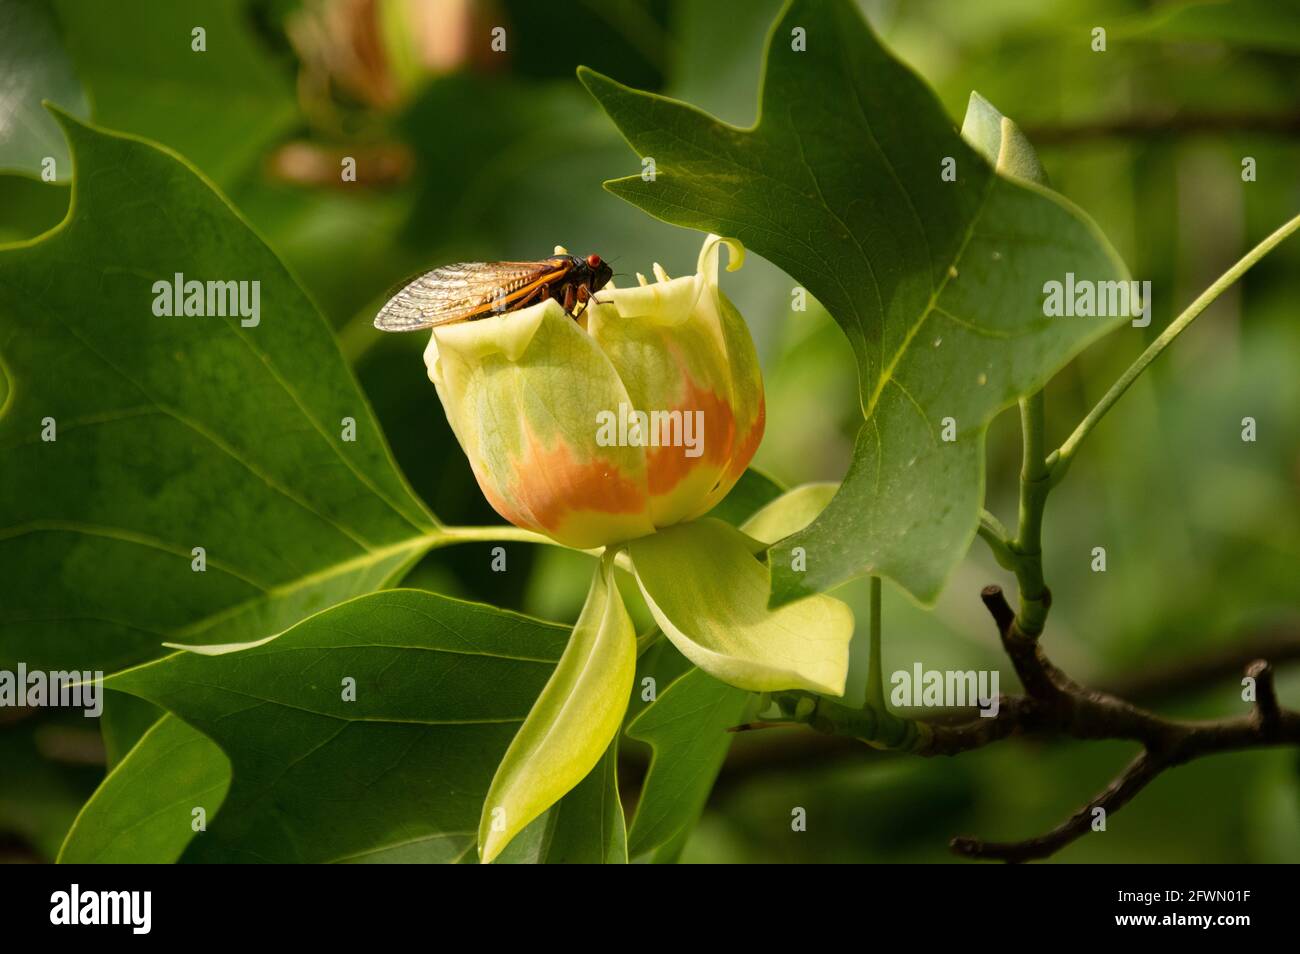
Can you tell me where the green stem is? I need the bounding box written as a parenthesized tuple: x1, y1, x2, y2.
(777, 690, 929, 752)
(1012, 392, 1051, 636)
(1049, 211, 1300, 484)
(865, 576, 884, 711)
(438, 525, 567, 547)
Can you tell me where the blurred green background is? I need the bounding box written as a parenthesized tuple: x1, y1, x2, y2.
(1, 0, 1297, 863)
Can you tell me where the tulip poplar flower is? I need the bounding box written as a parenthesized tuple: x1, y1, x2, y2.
(424, 234, 764, 548)
(422, 235, 853, 863)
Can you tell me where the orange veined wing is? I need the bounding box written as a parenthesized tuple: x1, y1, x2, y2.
(373, 259, 573, 331)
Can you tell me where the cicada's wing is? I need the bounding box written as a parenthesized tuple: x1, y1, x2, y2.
(373, 260, 569, 331)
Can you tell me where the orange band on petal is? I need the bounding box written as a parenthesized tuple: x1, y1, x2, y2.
(510, 435, 651, 540)
(644, 377, 736, 496)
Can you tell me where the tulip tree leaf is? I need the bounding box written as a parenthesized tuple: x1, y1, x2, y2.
(58, 712, 230, 863)
(103, 590, 583, 863)
(537, 737, 627, 864)
(0, 0, 90, 180)
(581, 0, 1129, 605)
(99, 694, 164, 770)
(74, 595, 632, 864)
(625, 667, 754, 861)
(0, 109, 445, 674)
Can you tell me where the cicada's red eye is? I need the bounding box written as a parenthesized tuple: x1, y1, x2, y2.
(586, 253, 602, 268)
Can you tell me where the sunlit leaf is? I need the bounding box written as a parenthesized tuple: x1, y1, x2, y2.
(105, 590, 573, 863)
(625, 667, 753, 860)
(0, 110, 442, 673)
(58, 713, 230, 863)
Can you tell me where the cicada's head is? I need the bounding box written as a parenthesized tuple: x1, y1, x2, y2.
(583, 252, 614, 293)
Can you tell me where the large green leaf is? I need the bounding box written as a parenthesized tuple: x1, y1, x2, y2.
(103, 590, 576, 863)
(0, 109, 443, 673)
(537, 737, 628, 864)
(625, 667, 753, 861)
(52, 0, 297, 185)
(0, 0, 90, 180)
(80, 640, 628, 865)
(58, 712, 230, 863)
(98, 694, 163, 770)
(581, 0, 1128, 605)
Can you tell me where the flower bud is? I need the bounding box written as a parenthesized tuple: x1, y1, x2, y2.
(425, 235, 764, 548)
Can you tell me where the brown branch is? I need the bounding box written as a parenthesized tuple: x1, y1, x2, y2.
(667, 603, 1300, 839)
(1247, 659, 1281, 736)
(933, 587, 1300, 862)
(952, 752, 1161, 863)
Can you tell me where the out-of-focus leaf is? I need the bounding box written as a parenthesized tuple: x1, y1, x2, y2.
(1127, 0, 1300, 53)
(0, 716, 101, 861)
(582, 0, 1128, 606)
(53, 0, 297, 185)
(0, 0, 89, 179)
(0, 110, 444, 673)
(58, 713, 229, 863)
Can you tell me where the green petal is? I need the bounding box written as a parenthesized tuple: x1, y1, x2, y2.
(628, 519, 852, 695)
(478, 552, 636, 863)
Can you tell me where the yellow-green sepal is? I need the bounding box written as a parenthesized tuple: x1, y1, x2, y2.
(478, 549, 636, 863)
(627, 518, 852, 696)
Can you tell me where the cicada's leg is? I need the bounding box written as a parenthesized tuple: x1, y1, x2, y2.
(570, 283, 597, 319)
(561, 282, 578, 317)
(519, 282, 550, 308)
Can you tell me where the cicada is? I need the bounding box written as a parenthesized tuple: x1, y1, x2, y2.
(373, 253, 614, 332)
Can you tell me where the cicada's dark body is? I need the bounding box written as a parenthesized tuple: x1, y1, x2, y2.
(373, 253, 614, 332)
